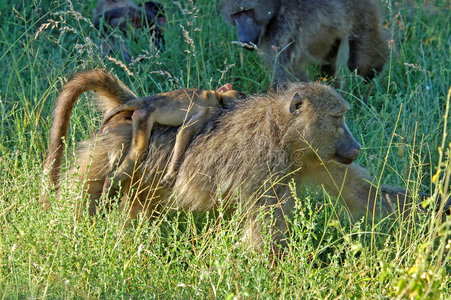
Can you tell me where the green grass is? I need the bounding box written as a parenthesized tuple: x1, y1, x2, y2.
(0, 0, 450, 298)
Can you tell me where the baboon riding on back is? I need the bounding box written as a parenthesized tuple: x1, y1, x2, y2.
(42, 70, 444, 252)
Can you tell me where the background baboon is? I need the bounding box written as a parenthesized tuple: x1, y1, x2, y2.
(46, 72, 443, 251)
(93, 0, 166, 61)
(218, 0, 390, 84)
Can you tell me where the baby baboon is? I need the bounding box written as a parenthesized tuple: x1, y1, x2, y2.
(101, 85, 245, 199)
(43, 69, 243, 212)
(93, 0, 166, 61)
(218, 0, 390, 85)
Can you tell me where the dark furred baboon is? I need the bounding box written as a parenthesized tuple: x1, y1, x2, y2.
(218, 0, 390, 84)
(93, 0, 166, 61)
(44, 70, 444, 252)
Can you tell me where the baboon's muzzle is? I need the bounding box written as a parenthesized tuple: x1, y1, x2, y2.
(334, 127, 361, 164)
(233, 10, 260, 49)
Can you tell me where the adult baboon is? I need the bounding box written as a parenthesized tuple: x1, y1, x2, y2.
(218, 0, 390, 84)
(44, 70, 447, 252)
(93, 0, 166, 61)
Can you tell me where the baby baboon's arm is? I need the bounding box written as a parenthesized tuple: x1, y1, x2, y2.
(160, 108, 211, 187)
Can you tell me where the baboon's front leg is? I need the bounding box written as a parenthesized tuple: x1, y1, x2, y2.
(161, 108, 209, 187)
(240, 183, 296, 255)
(348, 28, 388, 80)
(310, 161, 410, 219)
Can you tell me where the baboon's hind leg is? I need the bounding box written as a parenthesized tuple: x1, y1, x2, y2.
(103, 107, 156, 200)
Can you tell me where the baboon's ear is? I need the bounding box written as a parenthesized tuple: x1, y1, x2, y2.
(289, 92, 305, 115)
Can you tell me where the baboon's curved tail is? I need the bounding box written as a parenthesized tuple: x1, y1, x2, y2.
(44, 69, 136, 189)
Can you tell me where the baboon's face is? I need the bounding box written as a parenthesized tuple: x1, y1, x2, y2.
(218, 0, 281, 49)
(287, 84, 361, 164)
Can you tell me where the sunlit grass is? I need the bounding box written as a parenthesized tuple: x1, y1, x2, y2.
(0, 0, 450, 298)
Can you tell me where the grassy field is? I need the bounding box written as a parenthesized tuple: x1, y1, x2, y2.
(0, 0, 450, 298)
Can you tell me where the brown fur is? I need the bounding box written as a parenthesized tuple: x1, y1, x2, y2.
(43, 69, 136, 192)
(218, 0, 390, 84)
(46, 71, 418, 252)
(101, 87, 245, 199)
(42, 70, 243, 212)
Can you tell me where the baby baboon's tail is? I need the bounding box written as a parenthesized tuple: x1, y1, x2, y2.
(44, 69, 136, 189)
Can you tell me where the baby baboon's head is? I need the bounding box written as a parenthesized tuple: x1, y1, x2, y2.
(284, 83, 361, 164)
